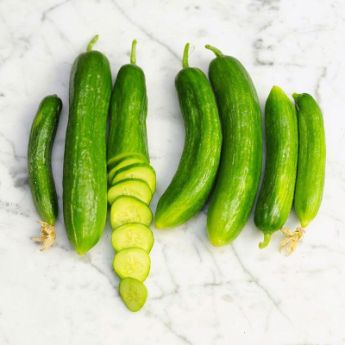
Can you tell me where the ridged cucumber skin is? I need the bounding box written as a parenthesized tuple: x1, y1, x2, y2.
(107, 64, 148, 163)
(155, 67, 222, 228)
(207, 55, 263, 246)
(254, 86, 298, 234)
(28, 95, 62, 225)
(63, 49, 112, 255)
(293, 93, 326, 228)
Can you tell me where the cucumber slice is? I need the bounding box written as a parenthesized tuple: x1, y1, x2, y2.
(112, 223, 154, 253)
(113, 248, 150, 281)
(107, 153, 148, 170)
(119, 278, 148, 312)
(110, 196, 153, 229)
(108, 179, 152, 205)
(112, 163, 156, 193)
(108, 157, 146, 184)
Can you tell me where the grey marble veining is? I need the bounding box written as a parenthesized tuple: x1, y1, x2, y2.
(0, 0, 344, 344)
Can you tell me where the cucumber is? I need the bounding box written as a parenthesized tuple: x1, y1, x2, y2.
(119, 278, 148, 312)
(108, 179, 152, 205)
(205, 45, 263, 246)
(155, 43, 222, 229)
(112, 223, 154, 253)
(107, 39, 149, 162)
(254, 86, 298, 248)
(113, 248, 151, 281)
(63, 35, 112, 255)
(110, 196, 153, 229)
(107, 152, 148, 170)
(112, 163, 156, 193)
(108, 156, 146, 184)
(293, 93, 326, 228)
(28, 95, 62, 250)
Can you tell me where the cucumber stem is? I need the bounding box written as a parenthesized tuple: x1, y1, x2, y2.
(182, 43, 190, 68)
(258, 233, 271, 249)
(205, 44, 223, 57)
(32, 221, 56, 251)
(130, 39, 137, 64)
(280, 226, 305, 255)
(87, 35, 99, 52)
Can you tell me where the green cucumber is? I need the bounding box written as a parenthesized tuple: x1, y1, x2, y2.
(107, 152, 148, 170)
(63, 35, 112, 255)
(113, 248, 151, 281)
(112, 223, 154, 253)
(108, 179, 152, 205)
(293, 93, 326, 228)
(205, 45, 263, 246)
(108, 156, 146, 184)
(107, 40, 149, 163)
(28, 95, 62, 250)
(110, 196, 153, 229)
(119, 278, 148, 312)
(254, 86, 298, 248)
(155, 43, 222, 229)
(112, 163, 156, 193)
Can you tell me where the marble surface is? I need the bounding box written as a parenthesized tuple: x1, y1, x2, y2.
(0, 0, 344, 344)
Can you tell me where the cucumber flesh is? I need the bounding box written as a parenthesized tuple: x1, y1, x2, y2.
(112, 223, 154, 253)
(108, 157, 146, 184)
(107, 153, 148, 170)
(119, 278, 148, 312)
(110, 196, 153, 229)
(113, 248, 151, 281)
(108, 179, 152, 205)
(112, 163, 156, 193)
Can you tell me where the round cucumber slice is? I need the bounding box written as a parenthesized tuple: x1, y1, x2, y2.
(107, 153, 148, 170)
(119, 278, 148, 312)
(113, 248, 150, 281)
(108, 157, 146, 184)
(108, 179, 152, 205)
(110, 196, 153, 229)
(111, 163, 156, 193)
(112, 223, 154, 253)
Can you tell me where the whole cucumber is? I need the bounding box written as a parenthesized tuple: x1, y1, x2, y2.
(254, 86, 298, 248)
(63, 36, 112, 255)
(206, 45, 262, 246)
(28, 95, 62, 250)
(155, 43, 222, 228)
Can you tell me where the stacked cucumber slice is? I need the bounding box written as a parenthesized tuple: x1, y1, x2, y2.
(107, 155, 156, 312)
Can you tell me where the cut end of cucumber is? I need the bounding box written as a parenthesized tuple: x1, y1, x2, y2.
(119, 278, 148, 312)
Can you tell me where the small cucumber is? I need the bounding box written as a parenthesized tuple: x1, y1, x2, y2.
(155, 43, 222, 229)
(28, 95, 62, 250)
(108, 156, 146, 184)
(112, 163, 156, 193)
(254, 86, 298, 248)
(110, 196, 153, 229)
(113, 248, 151, 281)
(205, 45, 263, 246)
(108, 179, 152, 205)
(293, 93, 326, 228)
(112, 223, 154, 253)
(119, 278, 148, 312)
(63, 36, 112, 255)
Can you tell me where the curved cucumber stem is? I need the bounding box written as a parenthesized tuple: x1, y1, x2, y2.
(130, 39, 137, 64)
(182, 43, 190, 69)
(205, 44, 223, 58)
(259, 233, 271, 249)
(87, 34, 99, 52)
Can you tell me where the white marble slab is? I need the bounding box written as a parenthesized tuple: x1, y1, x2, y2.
(0, 0, 344, 344)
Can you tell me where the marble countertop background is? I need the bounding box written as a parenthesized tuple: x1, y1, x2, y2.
(1, 0, 344, 344)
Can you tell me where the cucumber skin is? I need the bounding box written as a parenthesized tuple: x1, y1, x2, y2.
(107, 64, 148, 163)
(254, 86, 298, 233)
(155, 67, 222, 228)
(28, 95, 62, 225)
(63, 50, 112, 255)
(207, 56, 263, 246)
(293, 93, 326, 228)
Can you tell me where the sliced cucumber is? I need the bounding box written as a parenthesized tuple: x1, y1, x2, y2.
(108, 179, 152, 205)
(113, 248, 151, 281)
(108, 157, 146, 184)
(112, 163, 156, 193)
(110, 196, 153, 229)
(112, 223, 154, 253)
(107, 153, 148, 170)
(119, 278, 148, 312)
